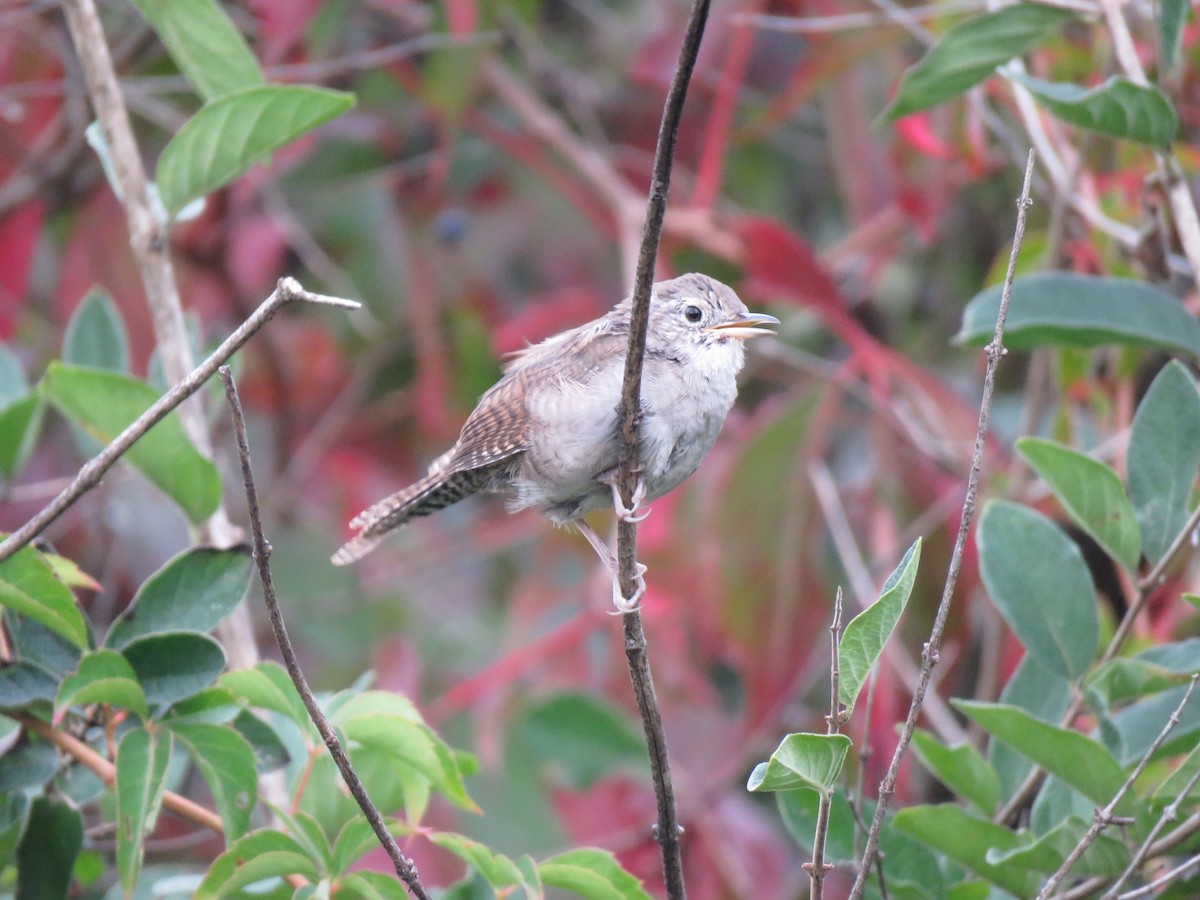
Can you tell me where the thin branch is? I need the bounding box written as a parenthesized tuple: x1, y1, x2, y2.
(1036, 676, 1198, 897)
(807, 588, 846, 900)
(0, 278, 358, 565)
(611, 1, 711, 896)
(19, 713, 224, 833)
(1117, 852, 1200, 899)
(219, 367, 433, 900)
(1103, 706, 1200, 896)
(848, 149, 1037, 899)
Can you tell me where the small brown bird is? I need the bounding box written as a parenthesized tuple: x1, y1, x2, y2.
(332, 273, 778, 609)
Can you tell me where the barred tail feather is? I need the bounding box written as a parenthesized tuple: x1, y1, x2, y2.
(332, 468, 494, 565)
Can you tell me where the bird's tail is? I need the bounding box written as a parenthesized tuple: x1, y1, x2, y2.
(330, 468, 490, 565)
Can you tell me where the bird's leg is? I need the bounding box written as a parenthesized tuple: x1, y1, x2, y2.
(597, 469, 650, 523)
(574, 520, 647, 613)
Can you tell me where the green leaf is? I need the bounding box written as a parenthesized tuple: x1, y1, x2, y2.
(539, 848, 652, 900)
(1010, 73, 1178, 147)
(0, 546, 89, 650)
(955, 700, 1132, 814)
(115, 727, 171, 893)
(0, 661, 59, 706)
(40, 363, 222, 523)
(1160, 0, 1190, 72)
(230, 710, 290, 772)
(56, 648, 149, 720)
(892, 804, 1038, 897)
(219, 661, 312, 731)
(16, 796, 82, 900)
(122, 631, 226, 708)
(1153, 739, 1200, 806)
(0, 794, 30, 873)
(0, 741, 58, 794)
(511, 692, 645, 789)
(338, 710, 478, 812)
(910, 729, 1001, 816)
(157, 86, 355, 216)
(882, 3, 1075, 121)
(106, 546, 252, 649)
(62, 288, 129, 372)
(840, 539, 921, 713)
(746, 733, 852, 797)
(338, 871, 409, 900)
(776, 787, 857, 858)
(166, 722, 257, 843)
(1086, 657, 1192, 707)
(429, 833, 533, 895)
(1128, 361, 1200, 564)
(978, 501, 1098, 680)
(958, 273, 1200, 355)
(194, 829, 319, 899)
(0, 394, 44, 480)
(131, 0, 264, 102)
(986, 815, 1130, 877)
(0, 344, 28, 404)
(1016, 438, 1141, 571)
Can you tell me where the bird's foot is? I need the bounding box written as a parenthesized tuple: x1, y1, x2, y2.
(607, 476, 650, 524)
(610, 563, 648, 614)
(575, 520, 648, 613)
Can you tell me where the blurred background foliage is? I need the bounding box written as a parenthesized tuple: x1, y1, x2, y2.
(1, 0, 1198, 895)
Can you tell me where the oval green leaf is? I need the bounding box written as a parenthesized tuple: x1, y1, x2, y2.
(106, 546, 252, 649)
(220, 661, 312, 731)
(882, 3, 1075, 121)
(157, 86, 355, 216)
(892, 804, 1037, 897)
(115, 727, 171, 893)
(954, 700, 1132, 814)
(978, 501, 1098, 680)
(63, 288, 129, 373)
(40, 362, 221, 523)
(840, 539, 920, 714)
(132, 0, 263, 102)
(429, 833, 531, 894)
(512, 693, 645, 789)
(1010, 73, 1178, 148)
(538, 848, 652, 900)
(122, 631, 226, 708)
(0, 546, 89, 650)
(746, 732, 852, 797)
(0, 394, 44, 481)
(986, 815, 1129, 876)
(195, 829, 318, 899)
(911, 729, 1001, 816)
(958, 273, 1200, 355)
(166, 721, 257, 843)
(16, 796, 82, 900)
(56, 649, 148, 720)
(1128, 361, 1200, 564)
(1016, 437, 1141, 571)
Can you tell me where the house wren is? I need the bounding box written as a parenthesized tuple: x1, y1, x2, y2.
(331, 272, 778, 609)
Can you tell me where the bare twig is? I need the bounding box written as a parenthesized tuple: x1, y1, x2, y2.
(807, 589, 845, 900)
(848, 149, 1037, 899)
(1116, 851, 1200, 899)
(0, 278, 358, 565)
(19, 713, 223, 833)
(219, 367, 432, 900)
(1103, 708, 1200, 896)
(610, 0, 712, 896)
(1036, 676, 1198, 897)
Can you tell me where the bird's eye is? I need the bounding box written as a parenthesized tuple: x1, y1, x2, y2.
(684, 305, 703, 323)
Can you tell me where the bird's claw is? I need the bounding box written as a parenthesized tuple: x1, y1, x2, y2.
(609, 478, 650, 524)
(610, 562, 648, 614)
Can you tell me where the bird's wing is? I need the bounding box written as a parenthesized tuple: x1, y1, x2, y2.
(502, 303, 628, 373)
(452, 324, 631, 474)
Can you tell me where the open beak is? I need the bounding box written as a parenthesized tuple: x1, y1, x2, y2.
(705, 312, 780, 340)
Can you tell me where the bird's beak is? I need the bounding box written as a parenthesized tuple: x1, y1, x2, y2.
(705, 312, 780, 340)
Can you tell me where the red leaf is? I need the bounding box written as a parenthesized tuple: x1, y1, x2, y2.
(0, 202, 45, 340)
(735, 215, 842, 318)
(895, 111, 957, 160)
